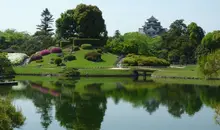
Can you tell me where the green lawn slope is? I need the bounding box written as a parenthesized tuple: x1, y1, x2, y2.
(14, 47, 121, 75)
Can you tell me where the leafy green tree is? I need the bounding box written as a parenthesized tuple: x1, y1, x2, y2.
(187, 22, 205, 46)
(0, 99, 25, 130)
(198, 50, 220, 79)
(56, 10, 76, 39)
(202, 31, 220, 51)
(37, 8, 54, 36)
(114, 30, 121, 38)
(0, 53, 15, 75)
(0, 29, 30, 50)
(74, 4, 107, 38)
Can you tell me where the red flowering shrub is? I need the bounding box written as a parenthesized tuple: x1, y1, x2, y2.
(30, 54, 42, 61)
(51, 47, 62, 53)
(40, 50, 51, 56)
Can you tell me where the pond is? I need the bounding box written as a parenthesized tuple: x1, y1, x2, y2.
(1, 77, 220, 130)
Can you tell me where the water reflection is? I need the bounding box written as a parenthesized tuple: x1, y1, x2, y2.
(1, 78, 220, 129)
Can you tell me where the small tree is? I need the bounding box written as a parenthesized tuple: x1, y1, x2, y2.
(55, 58, 62, 66)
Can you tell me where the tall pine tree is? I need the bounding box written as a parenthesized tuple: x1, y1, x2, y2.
(37, 8, 54, 36)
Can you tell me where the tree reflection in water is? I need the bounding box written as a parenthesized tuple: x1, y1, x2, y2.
(4, 79, 220, 129)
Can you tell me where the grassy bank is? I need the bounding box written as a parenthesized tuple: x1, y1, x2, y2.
(152, 65, 200, 79)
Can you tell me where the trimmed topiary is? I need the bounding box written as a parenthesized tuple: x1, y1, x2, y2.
(122, 54, 170, 67)
(51, 47, 62, 53)
(73, 46, 80, 51)
(81, 44, 93, 50)
(64, 55, 76, 62)
(40, 50, 51, 56)
(84, 51, 102, 62)
(55, 57, 62, 66)
(30, 54, 42, 61)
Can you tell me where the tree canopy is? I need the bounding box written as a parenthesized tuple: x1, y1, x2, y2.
(56, 4, 107, 39)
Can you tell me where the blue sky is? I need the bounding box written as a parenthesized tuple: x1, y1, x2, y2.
(0, 0, 219, 36)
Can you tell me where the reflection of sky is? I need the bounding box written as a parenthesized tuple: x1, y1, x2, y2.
(13, 99, 65, 130)
(102, 98, 220, 130)
(12, 98, 220, 130)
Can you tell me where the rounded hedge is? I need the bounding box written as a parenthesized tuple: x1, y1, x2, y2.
(123, 55, 170, 66)
(30, 54, 42, 61)
(40, 49, 51, 56)
(64, 55, 76, 61)
(81, 44, 93, 50)
(55, 58, 62, 66)
(73, 46, 80, 51)
(84, 51, 102, 62)
(51, 47, 62, 53)
(123, 57, 137, 66)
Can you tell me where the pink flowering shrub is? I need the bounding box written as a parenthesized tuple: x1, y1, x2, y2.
(30, 54, 42, 61)
(40, 50, 51, 56)
(51, 47, 62, 53)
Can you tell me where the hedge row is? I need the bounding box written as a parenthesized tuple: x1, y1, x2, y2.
(123, 54, 170, 66)
(74, 39, 105, 47)
(60, 41, 72, 48)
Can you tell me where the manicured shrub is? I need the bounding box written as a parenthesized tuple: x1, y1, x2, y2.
(84, 51, 102, 62)
(123, 57, 137, 66)
(97, 48, 103, 53)
(73, 46, 80, 51)
(36, 59, 43, 63)
(30, 54, 42, 61)
(136, 57, 170, 66)
(55, 58, 62, 66)
(81, 44, 93, 50)
(64, 55, 76, 61)
(51, 47, 62, 53)
(40, 49, 50, 56)
(122, 54, 170, 67)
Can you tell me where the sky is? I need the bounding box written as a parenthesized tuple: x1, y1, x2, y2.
(0, 0, 220, 36)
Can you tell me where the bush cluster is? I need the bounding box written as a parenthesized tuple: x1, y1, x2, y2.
(122, 54, 170, 66)
(81, 44, 93, 50)
(64, 55, 76, 61)
(84, 51, 102, 62)
(30, 54, 42, 61)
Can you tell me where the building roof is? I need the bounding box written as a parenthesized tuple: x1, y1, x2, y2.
(147, 16, 158, 22)
(146, 26, 156, 32)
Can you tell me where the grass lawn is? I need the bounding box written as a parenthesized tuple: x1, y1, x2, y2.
(152, 65, 200, 78)
(65, 49, 118, 68)
(14, 66, 63, 74)
(14, 48, 119, 75)
(79, 69, 132, 76)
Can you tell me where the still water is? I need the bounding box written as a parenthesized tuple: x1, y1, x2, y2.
(1, 77, 220, 130)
